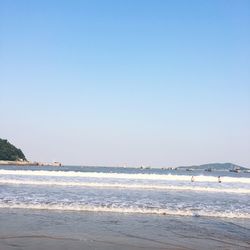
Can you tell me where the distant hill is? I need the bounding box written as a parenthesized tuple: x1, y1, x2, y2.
(177, 163, 248, 171)
(0, 138, 26, 161)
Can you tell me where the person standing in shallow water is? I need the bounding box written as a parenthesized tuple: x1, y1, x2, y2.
(191, 176, 194, 182)
(218, 176, 222, 183)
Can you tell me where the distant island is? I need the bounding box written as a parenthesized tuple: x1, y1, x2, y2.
(176, 163, 248, 172)
(0, 138, 61, 166)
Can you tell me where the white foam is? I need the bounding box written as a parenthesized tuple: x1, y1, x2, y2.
(0, 202, 249, 219)
(0, 170, 249, 183)
(1, 179, 249, 194)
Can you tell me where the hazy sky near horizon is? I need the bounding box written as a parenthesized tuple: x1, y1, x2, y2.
(1, 0, 250, 167)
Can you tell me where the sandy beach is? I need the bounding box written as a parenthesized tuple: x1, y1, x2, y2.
(0, 208, 249, 250)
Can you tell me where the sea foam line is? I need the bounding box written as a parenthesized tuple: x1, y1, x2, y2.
(0, 170, 250, 183)
(0, 179, 249, 194)
(0, 203, 249, 219)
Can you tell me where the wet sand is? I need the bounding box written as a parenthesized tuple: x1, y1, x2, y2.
(0, 209, 249, 250)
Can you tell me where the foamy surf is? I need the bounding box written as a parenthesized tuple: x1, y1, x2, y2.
(0, 170, 250, 183)
(0, 179, 249, 194)
(1, 167, 249, 221)
(0, 202, 249, 219)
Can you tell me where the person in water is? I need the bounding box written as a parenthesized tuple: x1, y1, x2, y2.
(218, 176, 222, 183)
(191, 176, 194, 182)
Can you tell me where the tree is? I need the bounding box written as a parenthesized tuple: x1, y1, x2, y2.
(0, 138, 26, 161)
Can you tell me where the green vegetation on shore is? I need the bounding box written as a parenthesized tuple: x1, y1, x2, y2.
(177, 163, 247, 171)
(0, 138, 26, 161)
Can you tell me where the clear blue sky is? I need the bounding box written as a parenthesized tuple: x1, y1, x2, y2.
(1, 0, 249, 167)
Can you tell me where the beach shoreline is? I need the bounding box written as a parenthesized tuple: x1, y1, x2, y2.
(0, 165, 249, 249)
(0, 208, 249, 250)
(0, 160, 37, 166)
(0, 161, 62, 167)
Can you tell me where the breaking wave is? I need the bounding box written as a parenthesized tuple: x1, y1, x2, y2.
(0, 202, 249, 219)
(0, 179, 249, 194)
(0, 170, 250, 183)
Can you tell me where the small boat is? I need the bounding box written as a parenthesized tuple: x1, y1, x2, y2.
(205, 168, 212, 172)
(229, 167, 240, 173)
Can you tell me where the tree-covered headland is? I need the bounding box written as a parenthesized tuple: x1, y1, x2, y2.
(0, 138, 26, 161)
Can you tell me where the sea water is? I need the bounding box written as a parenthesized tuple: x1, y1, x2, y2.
(0, 166, 249, 219)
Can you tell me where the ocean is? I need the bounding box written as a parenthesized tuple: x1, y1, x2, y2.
(0, 165, 249, 249)
(0, 165, 250, 218)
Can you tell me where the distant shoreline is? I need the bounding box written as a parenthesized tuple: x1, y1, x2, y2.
(0, 161, 249, 171)
(0, 160, 62, 167)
